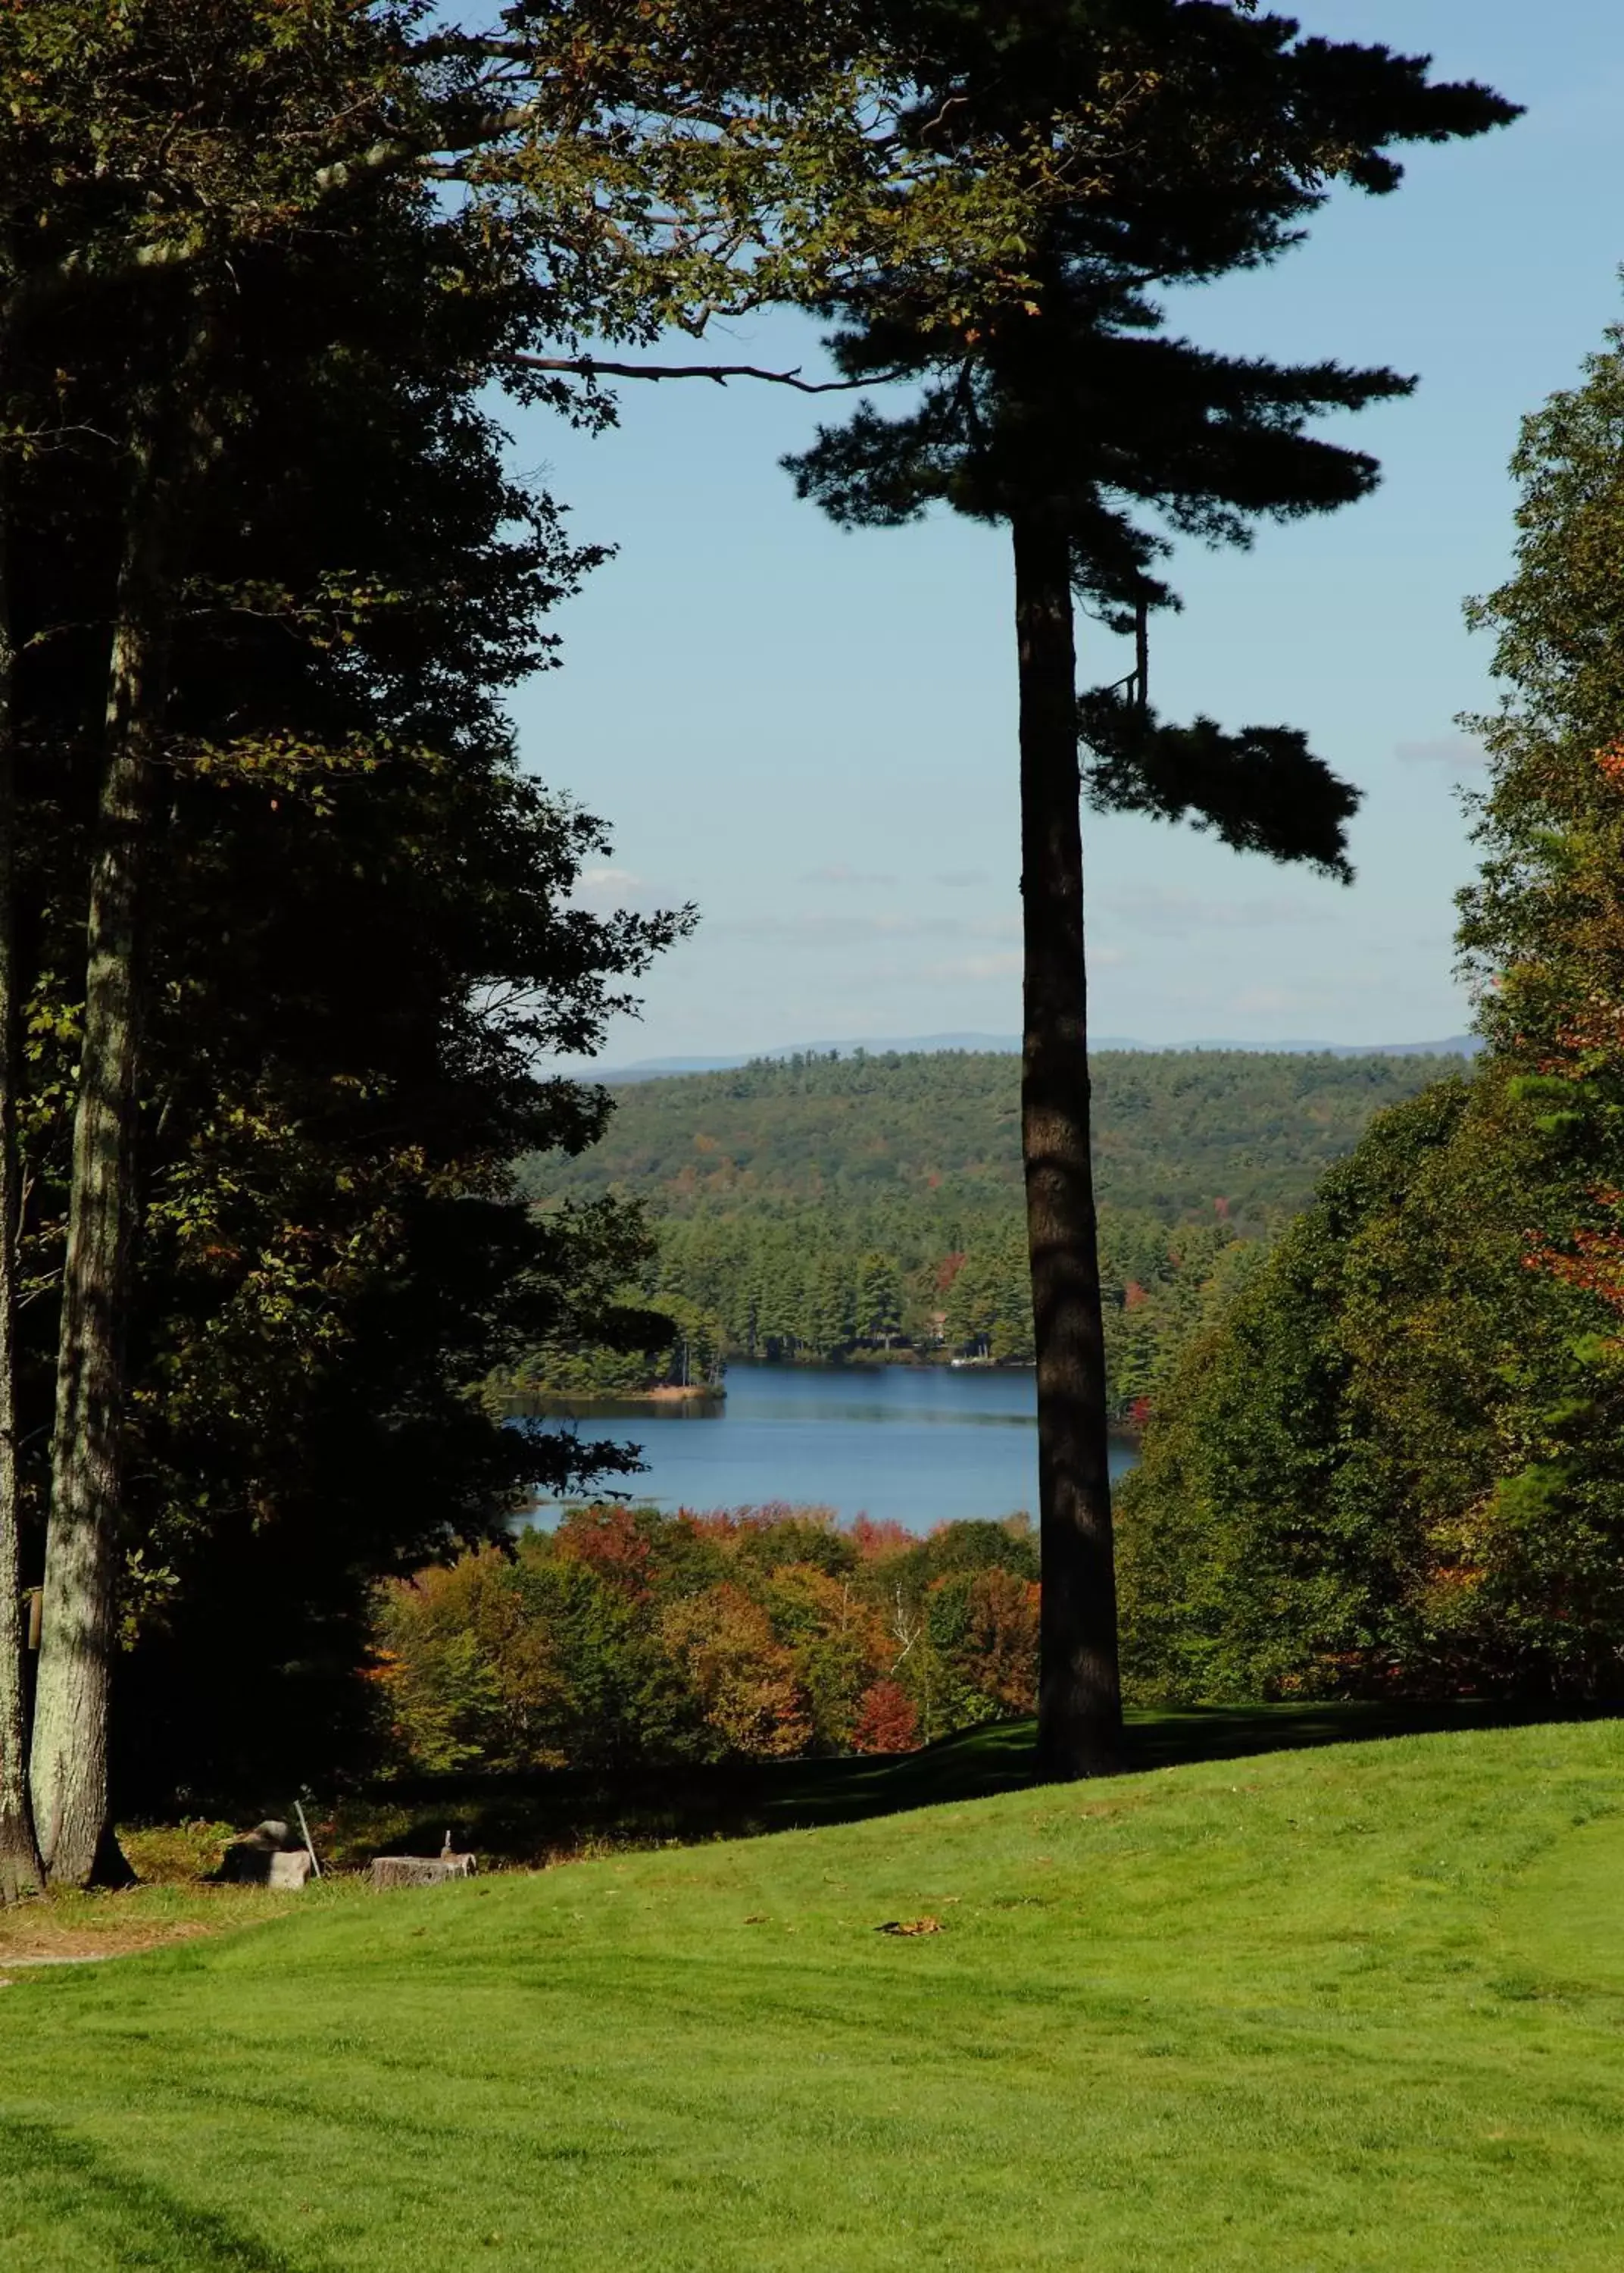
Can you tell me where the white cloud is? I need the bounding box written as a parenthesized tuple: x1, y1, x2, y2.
(1394, 733, 1487, 770)
(929, 951, 1023, 983)
(575, 864, 642, 896)
(927, 944, 1125, 984)
(1229, 985, 1334, 1015)
(717, 914, 949, 943)
(799, 862, 899, 886)
(715, 912, 1019, 946)
(1099, 887, 1332, 938)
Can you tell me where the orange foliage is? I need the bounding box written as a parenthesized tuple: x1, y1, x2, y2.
(371, 1547, 565, 1769)
(553, 1504, 654, 1597)
(1522, 1219, 1624, 1317)
(851, 1679, 920, 1753)
(964, 1568, 1042, 1712)
(660, 1584, 812, 1757)
(850, 1513, 914, 1562)
(377, 1505, 1042, 1773)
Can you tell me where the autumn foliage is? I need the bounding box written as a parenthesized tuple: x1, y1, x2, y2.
(849, 1681, 920, 1754)
(1513, 744, 1624, 1326)
(371, 1504, 1039, 1771)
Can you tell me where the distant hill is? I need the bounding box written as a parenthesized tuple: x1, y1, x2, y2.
(599, 1033, 1479, 1082)
(532, 1046, 1471, 1233)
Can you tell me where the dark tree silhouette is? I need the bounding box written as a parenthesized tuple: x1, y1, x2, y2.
(788, 0, 1516, 1775)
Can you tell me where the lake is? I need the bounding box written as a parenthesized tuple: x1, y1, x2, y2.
(518, 1362, 1139, 1534)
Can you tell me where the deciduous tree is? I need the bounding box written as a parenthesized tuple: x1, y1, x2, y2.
(1121, 315, 1624, 1702)
(1, 0, 749, 1882)
(6, 0, 1076, 1881)
(1460, 324, 1624, 1338)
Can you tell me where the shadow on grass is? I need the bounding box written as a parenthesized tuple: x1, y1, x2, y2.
(342, 1698, 1612, 1871)
(0, 2113, 307, 2271)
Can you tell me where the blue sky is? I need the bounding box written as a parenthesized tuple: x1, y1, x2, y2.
(505, 1, 1624, 1061)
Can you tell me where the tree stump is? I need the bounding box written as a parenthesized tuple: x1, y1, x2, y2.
(368, 1853, 476, 1889)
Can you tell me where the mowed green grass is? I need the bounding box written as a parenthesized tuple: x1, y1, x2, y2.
(7, 1718, 1624, 2271)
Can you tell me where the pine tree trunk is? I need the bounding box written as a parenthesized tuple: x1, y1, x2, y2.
(1013, 509, 1123, 1778)
(0, 427, 41, 1904)
(29, 388, 188, 1887)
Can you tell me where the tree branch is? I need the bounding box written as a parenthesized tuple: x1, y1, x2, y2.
(310, 101, 545, 195)
(503, 352, 904, 394)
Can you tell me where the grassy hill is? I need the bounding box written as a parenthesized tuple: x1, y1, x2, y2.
(6, 1713, 1624, 2269)
(532, 1048, 1469, 1231)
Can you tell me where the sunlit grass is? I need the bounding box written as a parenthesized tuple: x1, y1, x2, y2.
(5, 1716, 1624, 2268)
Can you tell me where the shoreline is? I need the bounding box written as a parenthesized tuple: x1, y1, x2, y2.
(505, 1363, 1141, 1447)
(507, 1381, 726, 1412)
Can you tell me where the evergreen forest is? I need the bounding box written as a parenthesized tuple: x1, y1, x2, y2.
(512, 1047, 1464, 1413)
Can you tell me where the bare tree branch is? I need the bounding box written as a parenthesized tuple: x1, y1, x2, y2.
(502, 352, 903, 394)
(411, 33, 538, 64)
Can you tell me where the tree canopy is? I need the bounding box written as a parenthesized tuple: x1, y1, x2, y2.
(0, 0, 778, 1877)
(1120, 311, 1624, 1706)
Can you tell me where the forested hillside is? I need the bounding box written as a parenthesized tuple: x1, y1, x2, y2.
(514, 1052, 1463, 1415)
(532, 1049, 1463, 1229)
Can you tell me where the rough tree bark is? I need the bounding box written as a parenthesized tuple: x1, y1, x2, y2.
(0, 408, 42, 1904)
(1013, 509, 1123, 1779)
(29, 350, 202, 1887)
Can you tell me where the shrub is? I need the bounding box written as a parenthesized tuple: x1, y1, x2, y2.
(117, 1819, 240, 1884)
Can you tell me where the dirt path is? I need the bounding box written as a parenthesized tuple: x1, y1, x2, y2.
(0, 1887, 298, 1968)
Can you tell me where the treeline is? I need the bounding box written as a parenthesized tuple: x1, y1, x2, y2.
(1118, 319, 1624, 1707)
(373, 1504, 1041, 1769)
(647, 1208, 1260, 1419)
(1117, 1074, 1621, 1699)
(489, 1293, 726, 1402)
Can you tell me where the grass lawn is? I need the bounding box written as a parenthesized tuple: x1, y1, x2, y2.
(5, 1712, 1624, 2269)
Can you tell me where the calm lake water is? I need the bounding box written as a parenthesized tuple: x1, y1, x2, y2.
(518, 1362, 1138, 1534)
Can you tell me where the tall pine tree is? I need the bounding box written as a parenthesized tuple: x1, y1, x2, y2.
(788, 0, 1516, 1773)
